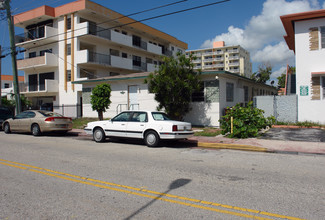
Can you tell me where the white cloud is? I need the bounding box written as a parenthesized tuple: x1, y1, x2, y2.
(201, 0, 322, 69)
(252, 42, 294, 65)
(323, 1, 325, 8)
(272, 66, 287, 78)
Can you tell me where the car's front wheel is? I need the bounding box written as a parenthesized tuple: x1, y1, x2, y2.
(3, 123, 11, 134)
(93, 128, 106, 142)
(144, 131, 159, 147)
(31, 124, 41, 136)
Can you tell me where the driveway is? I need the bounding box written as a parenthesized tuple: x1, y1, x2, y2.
(260, 128, 325, 142)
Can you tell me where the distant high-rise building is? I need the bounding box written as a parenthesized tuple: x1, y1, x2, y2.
(186, 41, 252, 78)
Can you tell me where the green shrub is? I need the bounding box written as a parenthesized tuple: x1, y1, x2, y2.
(219, 102, 275, 138)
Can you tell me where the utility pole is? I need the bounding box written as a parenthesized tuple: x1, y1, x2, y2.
(0, 45, 2, 105)
(0, 0, 21, 113)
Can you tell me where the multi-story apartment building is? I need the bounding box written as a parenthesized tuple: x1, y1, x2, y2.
(281, 9, 325, 124)
(13, 0, 187, 116)
(185, 41, 252, 78)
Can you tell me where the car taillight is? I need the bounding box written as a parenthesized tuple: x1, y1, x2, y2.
(45, 117, 72, 122)
(172, 125, 178, 131)
(45, 117, 55, 122)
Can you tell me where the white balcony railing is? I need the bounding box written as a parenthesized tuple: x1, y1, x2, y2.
(147, 43, 162, 55)
(229, 62, 240, 67)
(20, 79, 59, 95)
(111, 55, 133, 70)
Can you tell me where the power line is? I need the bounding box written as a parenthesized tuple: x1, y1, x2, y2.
(15, 0, 231, 53)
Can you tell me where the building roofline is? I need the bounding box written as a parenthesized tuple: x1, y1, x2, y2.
(73, 70, 275, 89)
(281, 9, 325, 52)
(13, 0, 187, 49)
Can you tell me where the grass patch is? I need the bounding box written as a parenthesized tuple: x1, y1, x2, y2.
(193, 127, 222, 137)
(72, 117, 108, 129)
(276, 121, 325, 128)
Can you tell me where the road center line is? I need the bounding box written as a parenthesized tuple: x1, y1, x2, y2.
(0, 158, 304, 220)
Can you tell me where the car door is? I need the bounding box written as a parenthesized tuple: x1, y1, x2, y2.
(104, 112, 132, 137)
(10, 112, 28, 131)
(126, 112, 148, 138)
(20, 111, 36, 132)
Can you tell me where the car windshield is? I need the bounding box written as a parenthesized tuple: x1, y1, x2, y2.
(38, 111, 64, 117)
(151, 112, 171, 121)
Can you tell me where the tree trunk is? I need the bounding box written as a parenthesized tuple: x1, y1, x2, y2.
(98, 110, 103, 121)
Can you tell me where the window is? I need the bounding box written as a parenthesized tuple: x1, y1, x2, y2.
(122, 52, 128, 58)
(40, 49, 52, 56)
(29, 74, 38, 92)
(130, 112, 148, 122)
(122, 31, 127, 35)
(244, 86, 249, 102)
(321, 27, 325, 49)
(66, 44, 71, 55)
(205, 80, 219, 103)
(110, 49, 119, 57)
(112, 112, 133, 121)
(192, 82, 204, 102)
(29, 52, 36, 58)
(226, 82, 234, 102)
(309, 27, 319, 51)
(67, 17, 71, 30)
(4, 83, 10, 88)
(132, 35, 141, 47)
(152, 112, 170, 121)
(146, 58, 153, 64)
(67, 70, 71, 82)
(322, 76, 325, 99)
(39, 72, 54, 91)
(133, 55, 141, 67)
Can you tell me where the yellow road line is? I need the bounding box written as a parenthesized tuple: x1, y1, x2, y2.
(0, 158, 304, 220)
(198, 142, 268, 152)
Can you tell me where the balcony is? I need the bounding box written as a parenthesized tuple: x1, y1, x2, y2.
(228, 49, 239, 53)
(111, 55, 133, 70)
(133, 61, 147, 72)
(15, 26, 58, 49)
(17, 53, 58, 71)
(213, 57, 224, 61)
(229, 62, 240, 67)
(147, 43, 162, 55)
(20, 79, 59, 97)
(111, 30, 132, 47)
(229, 56, 239, 60)
(76, 50, 111, 68)
(214, 51, 224, 55)
(147, 63, 158, 72)
(230, 69, 240, 73)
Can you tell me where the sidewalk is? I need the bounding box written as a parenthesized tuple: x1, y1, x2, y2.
(70, 129, 325, 155)
(189, 135, 325, 155)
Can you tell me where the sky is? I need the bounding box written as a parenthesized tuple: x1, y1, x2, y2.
(1, 0, 325, 85)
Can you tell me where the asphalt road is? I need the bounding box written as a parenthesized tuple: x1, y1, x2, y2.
(0, 132, 324, 219)
(260, 128, 325, 142)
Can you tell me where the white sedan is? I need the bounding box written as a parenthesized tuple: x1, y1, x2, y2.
(84, 111, 194, 147)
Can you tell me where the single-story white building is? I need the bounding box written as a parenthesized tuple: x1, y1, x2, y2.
(73, 71, 277, 127)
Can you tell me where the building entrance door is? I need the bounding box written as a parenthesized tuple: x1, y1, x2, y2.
(128, 85, 139, 110)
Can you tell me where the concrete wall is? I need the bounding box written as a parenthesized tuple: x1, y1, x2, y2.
(254, 95, 298, 123)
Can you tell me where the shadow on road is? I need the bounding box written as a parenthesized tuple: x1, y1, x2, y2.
(124, 178, 191, 220)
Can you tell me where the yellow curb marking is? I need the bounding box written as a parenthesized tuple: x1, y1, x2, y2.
(198, 142, 268, 152)
(0, 158, 303, 220)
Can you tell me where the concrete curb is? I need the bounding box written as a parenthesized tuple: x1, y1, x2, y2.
(197, 142, 268, 152)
